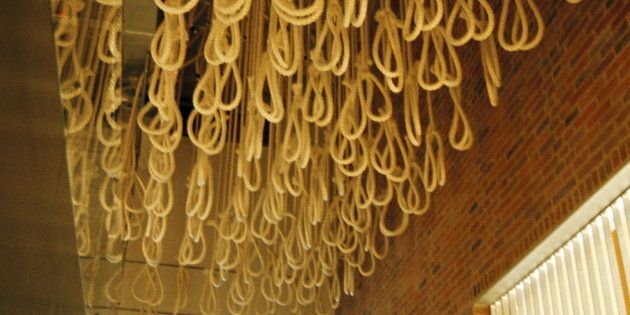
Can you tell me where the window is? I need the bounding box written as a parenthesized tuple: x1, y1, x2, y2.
(490, 189, 630, 314)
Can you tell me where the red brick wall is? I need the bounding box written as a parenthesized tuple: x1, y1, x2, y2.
(338, 1, 629, 314)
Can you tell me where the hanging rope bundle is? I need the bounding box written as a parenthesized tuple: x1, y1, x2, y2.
(52, 0, 585, 313)
(52, 1, 135, 311)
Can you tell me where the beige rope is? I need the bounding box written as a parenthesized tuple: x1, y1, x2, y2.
(173, 266, 189, 314)
(342, 0, 368, 27)
(372, 8, 405, 92)
(310, 0, 350, 75)
(60, 0, 584, 312)
(497, 0, 545, 51)
(444, 0, 476, 46)
(448, 86, 474, 151)
(104, 266, 122, 304)
(417, 26, 462, 91)
(272, 0, 325, 26)
(480, 32, 502, 106)
(214, 0, 252, 24)
(254, 53, 286, 122)
(131, 265, 164, 307)
(402, 0, 443, 41)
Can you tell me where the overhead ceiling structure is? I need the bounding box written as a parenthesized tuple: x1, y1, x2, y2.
(50, 0, 584, 314)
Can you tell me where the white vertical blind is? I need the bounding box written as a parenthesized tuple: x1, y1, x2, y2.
(502, 295, 510, 315)
(491, 188, 630, 315)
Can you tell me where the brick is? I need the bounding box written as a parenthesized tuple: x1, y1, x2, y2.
(339, 1, 630, 313)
